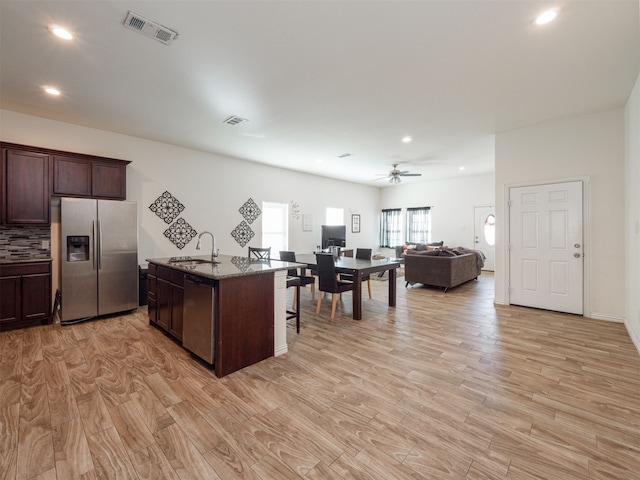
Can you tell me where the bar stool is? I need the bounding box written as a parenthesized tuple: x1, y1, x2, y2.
(286, 275, 301, 333)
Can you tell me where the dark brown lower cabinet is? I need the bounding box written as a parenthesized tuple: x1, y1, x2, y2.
(0, 261, 52, 331)
(148, 264, 184, 341)
(147, 265, 157, 326)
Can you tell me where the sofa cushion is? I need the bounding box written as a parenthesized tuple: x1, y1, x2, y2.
(401, 241, 444, 255)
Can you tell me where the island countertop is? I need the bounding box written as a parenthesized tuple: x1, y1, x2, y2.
(146, 254, 297, 280)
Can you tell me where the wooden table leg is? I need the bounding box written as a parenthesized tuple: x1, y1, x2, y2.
(352, 271, 362, 320)
(388, 268, 397, 306)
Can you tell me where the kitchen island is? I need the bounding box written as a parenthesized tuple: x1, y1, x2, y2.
(146, 255, 293, 377)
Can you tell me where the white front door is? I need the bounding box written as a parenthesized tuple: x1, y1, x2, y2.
(474, 206, 495, 271)
(509, 181, 583, 315)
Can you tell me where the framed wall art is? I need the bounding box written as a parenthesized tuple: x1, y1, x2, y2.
(302, 213, 313, 231)
(351, 214, 361, 233)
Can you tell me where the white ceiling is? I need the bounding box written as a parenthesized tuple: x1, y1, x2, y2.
(1, 1, 638, 186)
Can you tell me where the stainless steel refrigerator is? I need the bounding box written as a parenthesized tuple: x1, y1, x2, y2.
(61, 198, 138, 323)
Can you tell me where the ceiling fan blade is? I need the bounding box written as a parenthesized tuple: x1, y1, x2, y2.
(399, 173, 422, 177)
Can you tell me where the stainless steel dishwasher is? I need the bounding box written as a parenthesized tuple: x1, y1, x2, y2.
(183, 274, 215, 364)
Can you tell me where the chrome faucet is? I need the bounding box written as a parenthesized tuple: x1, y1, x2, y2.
(196, 231, 218, 261)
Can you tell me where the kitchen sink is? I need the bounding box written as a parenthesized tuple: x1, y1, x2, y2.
(169, 259, 219, 267)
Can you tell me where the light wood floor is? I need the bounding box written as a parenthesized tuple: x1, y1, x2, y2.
(1, 273, 639, 479)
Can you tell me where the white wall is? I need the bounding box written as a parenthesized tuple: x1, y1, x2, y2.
(380, 173, 495, 249)
(495, 108, 626, 322)
(0, 110, 381, 264)
(625, 72, 640, 351)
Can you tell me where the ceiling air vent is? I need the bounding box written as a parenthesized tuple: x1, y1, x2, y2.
(337, 153, 352, 159)
(223, 116, 249, 126)
(123, 11, 178, 45)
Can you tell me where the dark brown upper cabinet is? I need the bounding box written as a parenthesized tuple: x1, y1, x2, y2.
(0, 143, 130, 224)
(53, 155, 128, 199)
(2, 148, 50, 225)
(53, 155, 92, 197)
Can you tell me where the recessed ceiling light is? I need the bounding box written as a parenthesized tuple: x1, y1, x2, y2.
(50, 25, 73, 40)
(534, 9, 558, 25)
(44, 86, 61, 96)
(459, 166, 466, 171)
(402, 136, 412, 143)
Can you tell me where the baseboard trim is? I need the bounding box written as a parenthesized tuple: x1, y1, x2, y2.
(624, 321, 640, 354)
(588, 312, 625, 323)
(274, 344, 288, 357)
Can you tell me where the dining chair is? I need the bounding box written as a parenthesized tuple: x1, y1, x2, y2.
(248, 246, 271, 260)
(285, 275, 301, 333)
(279, 251, 316, 303)
(315, 253, 353, 319)
(339, 248, 372, 299)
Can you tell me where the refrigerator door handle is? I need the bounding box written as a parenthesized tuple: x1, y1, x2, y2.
(93, 220, 98, 271)
(97, 220, 102, 271)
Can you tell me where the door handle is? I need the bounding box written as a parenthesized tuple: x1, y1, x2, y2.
(574, 253, 582, 258)
(97, 220, 102, 270)
(92, 221, 98, 270)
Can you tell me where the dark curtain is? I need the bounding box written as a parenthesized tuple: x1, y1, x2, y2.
(406, 207, 431, 244)
(379, 209, 402, 247)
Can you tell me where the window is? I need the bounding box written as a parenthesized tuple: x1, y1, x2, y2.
(379, 209, 402, 247)
(325, 207, 344, 226)
(262, 202, 288, 253)
(406, 207, 431, 244)
(484, 214, 496, 246)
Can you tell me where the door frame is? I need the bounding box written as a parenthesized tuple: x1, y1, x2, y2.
(474, 205, 495, 271)
(503, 176, 591, 317)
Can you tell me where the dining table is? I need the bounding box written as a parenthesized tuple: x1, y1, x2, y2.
(295, 253, 401, 320)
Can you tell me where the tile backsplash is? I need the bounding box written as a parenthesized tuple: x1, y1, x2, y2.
(0, 226, 51, 260)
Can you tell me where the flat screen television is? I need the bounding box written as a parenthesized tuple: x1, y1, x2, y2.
(321, 225, 346, 249)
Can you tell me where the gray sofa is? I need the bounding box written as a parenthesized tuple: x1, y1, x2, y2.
(404, 248, 483, 291)
(394, 241, 444, 259)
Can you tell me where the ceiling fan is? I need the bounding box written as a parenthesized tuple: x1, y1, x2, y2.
(374, 164, 422, 184)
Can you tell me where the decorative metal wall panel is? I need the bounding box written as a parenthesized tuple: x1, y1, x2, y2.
(230, 255, 253, 272)
(163, 218, 197, 249)
(239, 198, 261, 224)
(231, 220, 254, 247)
(149, 191, 185, 224)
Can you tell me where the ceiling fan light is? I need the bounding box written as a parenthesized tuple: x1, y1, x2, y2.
(390, 176, 401, 185)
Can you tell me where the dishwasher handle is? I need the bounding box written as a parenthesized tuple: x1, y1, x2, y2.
(184, 274, 215, 286)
